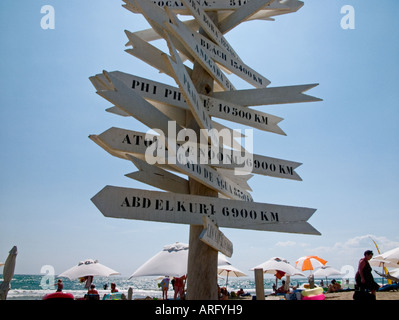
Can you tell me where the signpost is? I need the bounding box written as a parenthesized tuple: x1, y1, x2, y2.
(89, 0, 322, 300)
(200, 216, 233, 258)
(91, 186, 320, 235)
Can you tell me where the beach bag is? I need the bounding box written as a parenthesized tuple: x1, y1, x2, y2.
(353, 288, 375, 301)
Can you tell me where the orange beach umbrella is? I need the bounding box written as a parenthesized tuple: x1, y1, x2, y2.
(296, 256, 327, 272)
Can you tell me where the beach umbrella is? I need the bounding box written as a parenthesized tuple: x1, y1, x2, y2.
(251, 257, 305, 277)
(0, 246, 18, 300)
(218, 264, 247, 287)
(129, 242, 233, 279)
(313, 266, 344, 284)
(374, 269, 399, 283)
(296, 256, 327, 272)
(58, 259, 120, 280)
(0, 262, 4, 267)
(369, 258, 398, 268)
(130, 242, 189, 278)
(372, 247, 399, 266)
(391, 268, 399, 278)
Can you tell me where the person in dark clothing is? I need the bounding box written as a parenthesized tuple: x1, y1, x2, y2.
(355, 250, 380, 299)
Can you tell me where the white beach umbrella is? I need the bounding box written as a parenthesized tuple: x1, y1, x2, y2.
(374, 269, 399, 283)
(130, 242, 189, 278)
(372, 247, 399, 266)
(129, 242, 232, 279)
(0, 246, 18, 300)
(58, 259, 120, 280)
(252, 257, 305, 277)
(391, 268, 399, 278)
(369, 258, 398, 268)
(218, 264, 247, 288)
(313, 266, 344, 278)
(0, 262, 4, 267)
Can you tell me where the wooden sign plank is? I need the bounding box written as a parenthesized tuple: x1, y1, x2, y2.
(124, 30, 224, 92)
(99, 71, 283, 135)
(179, 0, 242, 61)
(91, 71, 183, 135)
(211, 84, 322, 106)
(164, 17, 236, 91)
(203, 95, 285, 135)
(218, 0, 273, 34)
(124, 30, 193, 79)
(162, 35, 219, 146)
(200, 216, 233, 257)
(90, 128, 253, 201)
(90, 127, 303, 181)
(164, 7, 270, 88)
(131, 0, 236, 91)
(125, 154, 190, 194)
(122, 0, 295, 15)
(91, 186, 320, 235)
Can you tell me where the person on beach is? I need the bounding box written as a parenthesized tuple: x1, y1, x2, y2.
(88, 284, 99, 295)
(273, 280, 288, 294)
(355, 250, 380, 298)
(173, 275, 186, 300)
(56, 279, 63, 292)
(160, 276, 170, 300)
(220, 287, 229, 300)
(111, 282, 119, 293)
(328, 279, 342, 293)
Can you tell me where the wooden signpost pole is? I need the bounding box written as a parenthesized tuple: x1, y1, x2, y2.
(186, 11, 219, 300)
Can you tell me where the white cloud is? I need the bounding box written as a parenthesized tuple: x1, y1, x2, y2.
(309, 234, 399, 269)
(275, 241, 309, 247)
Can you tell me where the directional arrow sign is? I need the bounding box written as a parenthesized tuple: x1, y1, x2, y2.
(99, 71, 284, 134)
(200, 216, 233, 257)
(179, 0, 242, 61)
(91, 186, 320, 235)
(217, 0, 273, 34)
(90, 128, 253, 201)
(163, 34, 220, 146)
(211, 84, 322, 106)
(125, 154, 190, 195)
(164, 7, 270, 88)
(90, 127, 303, 181)
(90, 71, 183, 135)
(123, 0, 299, 14)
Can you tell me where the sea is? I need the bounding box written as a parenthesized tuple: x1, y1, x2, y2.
(1, 274, 373, 300)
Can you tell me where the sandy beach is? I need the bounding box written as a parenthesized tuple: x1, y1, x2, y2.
(262, 290, 399, 300)
(324, 290, 399, 300)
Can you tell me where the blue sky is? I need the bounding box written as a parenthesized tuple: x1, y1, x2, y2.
(1, 0, 398, 277)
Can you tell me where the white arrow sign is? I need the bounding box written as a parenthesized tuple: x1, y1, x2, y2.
(217, 0, 273, 34)
(97, 71, 284, 134)
(179, 0, 242, 61)
(122, 0, 300, 19)
(163, 34, 220, 146)
(200, 216, 233, 257)
(90, 127, 303, 181)
(90, 127, 253, 201)
(125, 154, 190, 195)
(91, 186, 320, 235)
(211, 84, 322, 106)
(164, 7, 270, 88)
(91, 71, 184, 136)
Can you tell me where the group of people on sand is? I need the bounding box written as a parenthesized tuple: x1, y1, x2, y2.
(54, 278, 122, 300)
(159, 275, 186, 300)
(218, 285, 249, 300)
(271, 250, 383, 301)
